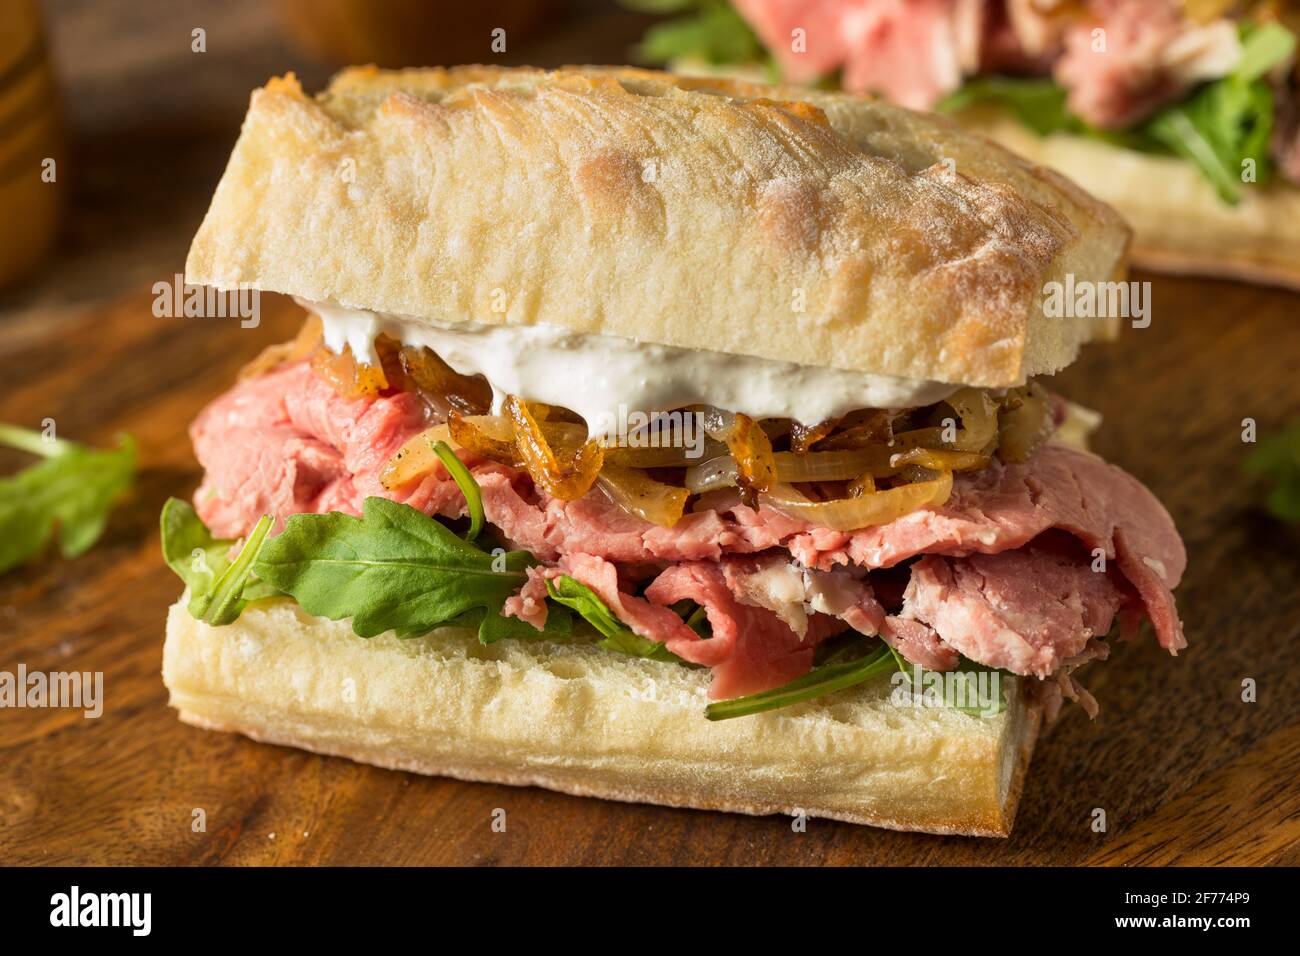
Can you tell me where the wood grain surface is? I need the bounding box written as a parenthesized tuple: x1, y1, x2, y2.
(0, 275, 1297, 866)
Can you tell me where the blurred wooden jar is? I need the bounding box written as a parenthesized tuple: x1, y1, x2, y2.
(276, 0, 557, 67)
(0, 0, 65, 291)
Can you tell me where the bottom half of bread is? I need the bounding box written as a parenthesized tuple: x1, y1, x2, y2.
(162, 597, 1042, 836)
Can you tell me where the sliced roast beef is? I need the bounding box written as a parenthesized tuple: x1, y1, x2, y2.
(878, 617, 962, 672)
(549, 552, 702, 651)
(191, 361, 1185, 706)
(775, 444, 1186, 653)
(532, 552, 844, 700)
(645, 561, 846, 700)
(1055, 0, 1240, 129)
(733, 0, 975, 108)
(502, 566, 551, 631)
(898, 541, 1126, 678)
(191, 362, 443, 536)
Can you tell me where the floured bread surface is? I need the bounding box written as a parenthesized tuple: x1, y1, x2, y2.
(186, 65, 1129, 388)
(163, 596, 1040, 836)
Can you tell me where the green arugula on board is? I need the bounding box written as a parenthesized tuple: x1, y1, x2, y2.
(941, 21, 1298, 204)
(0, 423, 136, 576)
(1244, 419, 1300, 522)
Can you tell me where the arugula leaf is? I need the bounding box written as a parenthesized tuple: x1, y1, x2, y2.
(1244, 419, 1300, 522)
(1144, 70, 1277, 203)
(942, 21, 1297, 204)
(253, 496, 539, 639)
(671, 599, 712, 638)
(1234, 20, 1297, 84)
(190, 515, 274, 626)
(1123, 22, 1295, 203)
(432, 439, 483, 541)
(546, 574, 686, 663)
(938, 77, 1082, 137)
(160, 498, 280, 621)
(705, 642, 897, 720)
(632, 0, 769, 68)
(0, 424, 136, 575)
(885, 644, 1007, 717)
(458, 603, 574, 644)
(620, 0, 695, 12)
(161, 497, 233, 595)
(392, 607, 572, 643)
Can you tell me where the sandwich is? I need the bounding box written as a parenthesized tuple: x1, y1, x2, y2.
(161, 65, 1187, 836)
(632, 0, 1300, 289)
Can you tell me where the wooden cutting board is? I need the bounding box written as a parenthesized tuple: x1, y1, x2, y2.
(1, 279, 1297, 866)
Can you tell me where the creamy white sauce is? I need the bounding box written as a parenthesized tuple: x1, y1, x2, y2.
(303, 299, 959, 439)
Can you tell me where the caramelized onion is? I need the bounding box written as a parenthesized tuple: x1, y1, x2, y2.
(700, 408, 776, 495)
(847, 472, 876, 497)
(762, 471, 954, 531)
(603, 412, 726, 467)
(597, 463, 689, 527)
(400, 346, 492, 417)
(889, 448, 990, 472)
(505, 395, 604, 501)
(313, 344, 388, 398)
(448, 413, 520, 465)
(380, 424, 453, 490)
(605, 440, 725, 468)
(684, 456, 740, 494)
(943, 387, 999, 452)
(790, 417, 840, 454)
(240, 314, 324, 379)
(776, 448, 895, 481)
(996, 382, 1054, 463)
(687, 446, 898, 493)
(812, 410, 894, 451)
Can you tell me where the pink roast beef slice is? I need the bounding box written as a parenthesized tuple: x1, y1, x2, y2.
(898, 541, 1127, 678)
(1055, 0, 1198, 129)
(645, 561, 846, 700)
(734, 0, 977, 108)
(190, 363, 1185, 662)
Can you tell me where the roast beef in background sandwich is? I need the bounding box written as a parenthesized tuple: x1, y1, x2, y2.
(161, 65, 1186, 837)
(631, 0, 1300, 290)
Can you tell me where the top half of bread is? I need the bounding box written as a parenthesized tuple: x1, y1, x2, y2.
(185, 65, 1131, 389)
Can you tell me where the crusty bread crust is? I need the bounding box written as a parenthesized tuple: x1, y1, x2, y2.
(162, 597, 1042, 836)
(956, 110, 1300, 291)
(185, 65, 1129, 388)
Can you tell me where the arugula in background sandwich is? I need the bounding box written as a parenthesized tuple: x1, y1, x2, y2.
(938, 76, 1084, 138)
(1244, 418, 1300, 522)
(1146, 21, 1296, 203)
(0, 423, 136, 576)
(941, 21, 1297, 204)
